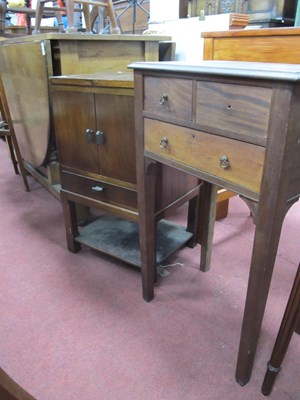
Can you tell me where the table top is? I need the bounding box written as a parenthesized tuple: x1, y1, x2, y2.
(0, 33, 172, 45)
(129, 60, 300, 81)
(202, 26, 300, 38)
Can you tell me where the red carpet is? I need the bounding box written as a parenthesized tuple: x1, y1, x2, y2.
(0, 141, 299, 399)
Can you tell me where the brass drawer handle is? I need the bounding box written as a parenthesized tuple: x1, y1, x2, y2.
(91, 186, 104, 193)
(219, 155, 230, 169)
(160, 137, 168, 149)
(159, 93, 168, 105)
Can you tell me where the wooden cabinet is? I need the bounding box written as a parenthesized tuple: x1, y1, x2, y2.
(0, 34, 172, 197)
(203, 27, 300, 63)
(50, 72, 201, 267)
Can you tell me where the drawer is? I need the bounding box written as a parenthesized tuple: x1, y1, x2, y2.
(61, 171, 137, 209)
(196, 81, 272, 142)
(144, 77, 193, 121)
(144, 118, 265, 194)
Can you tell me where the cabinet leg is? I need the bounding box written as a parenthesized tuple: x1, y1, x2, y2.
(138, 159, 157, 302)
(198, 182, 217, 272)
(186, 189, 201, 248)
(61, 191, 81, 253)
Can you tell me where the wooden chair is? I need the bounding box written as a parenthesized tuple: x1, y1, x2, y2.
(261, 262, 300, 395)
(0, 75, 29, 191)
(33, 0, 120, 34)
(0, 0, 65, 35)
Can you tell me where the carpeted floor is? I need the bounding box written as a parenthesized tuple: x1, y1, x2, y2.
(0, 141, 299, 400)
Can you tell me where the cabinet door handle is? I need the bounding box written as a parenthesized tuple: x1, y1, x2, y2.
(91, 186, 104, 193)
(95, 130, 105, 145)
(85, 128, 94, 143)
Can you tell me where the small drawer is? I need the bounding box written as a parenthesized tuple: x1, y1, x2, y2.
(61, 171, 137, 209)
(196, 81, 272, 142)
(144, 77, 193, 121)
(144, 118, 265, 194)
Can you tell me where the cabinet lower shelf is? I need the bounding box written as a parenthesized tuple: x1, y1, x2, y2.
(75, 214, 193, 267)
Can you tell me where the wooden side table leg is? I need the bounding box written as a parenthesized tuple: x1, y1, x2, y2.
(6, 135, 19, 175)
(61, 190, 81, 253)
(186, 191, 200, 248)
(198, 181, 217, 272)
(138, 157, 157, 302)
(295, 315, 300, 335)
(235, 201, 286, 386)
(261, 263, 300, 396)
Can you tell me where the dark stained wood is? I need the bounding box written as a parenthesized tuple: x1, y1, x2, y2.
(0, 74, 29, 191)
(50, 72, 201, 267)
(261, 262, 300, 395)
(130, 60, 300, 386)
(0, 367, 37, 400)
(0, 33, 171, 198)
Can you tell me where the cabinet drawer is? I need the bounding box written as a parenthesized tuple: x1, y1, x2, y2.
(144, 77, 193, 120)
(196, 81, 272, 142)
(61, 171, 137, 209)
(144, 118, 265, 194)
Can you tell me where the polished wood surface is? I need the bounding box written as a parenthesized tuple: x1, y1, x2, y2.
(0, 40, 52, 167)
(0, 72, 29, 191)
(0, 367, 36, 400)
(50, 71, 200, 261)
(203, 26, 300, 63)
(261, 262, 300, 395)
(0, 34, 170, 171)
(131, 60, 300, 387)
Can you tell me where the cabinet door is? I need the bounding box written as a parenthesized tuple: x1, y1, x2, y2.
(95, 93, 136, 184)
(53, 91, 100, 174)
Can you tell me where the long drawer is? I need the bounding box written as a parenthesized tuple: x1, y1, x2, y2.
(61, 170, 137, 209)
(144, 118, 265, 194)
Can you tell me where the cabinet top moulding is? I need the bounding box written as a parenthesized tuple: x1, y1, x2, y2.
(0, 33, 172, 44)
(50, 71, 134, 88)
(202, 26, 300, 38)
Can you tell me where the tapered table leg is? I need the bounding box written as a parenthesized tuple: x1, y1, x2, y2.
(261, 263, 300, 395)
(235, 199, 287, 385)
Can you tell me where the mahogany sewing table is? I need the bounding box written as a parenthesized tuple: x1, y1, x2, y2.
(129, 60, 300, 386)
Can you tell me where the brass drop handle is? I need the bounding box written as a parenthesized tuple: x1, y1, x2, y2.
(219, 155, 230, 169)
(159, 93, 168, 105)
(160, 137, 168, 149)
(91, 186, 104, 193)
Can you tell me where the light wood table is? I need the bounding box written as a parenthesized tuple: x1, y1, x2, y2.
(202, 26, 300, 63)
(130, 60, 300, 386)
